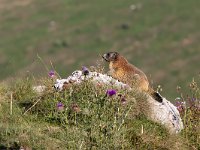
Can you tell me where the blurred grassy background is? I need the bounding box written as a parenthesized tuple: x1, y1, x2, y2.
(0, 0, 200, 100)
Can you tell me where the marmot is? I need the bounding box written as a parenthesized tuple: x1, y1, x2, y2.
(102, 52, 163, 103)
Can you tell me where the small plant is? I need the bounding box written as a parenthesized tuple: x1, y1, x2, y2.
(175, 78, 200, 149)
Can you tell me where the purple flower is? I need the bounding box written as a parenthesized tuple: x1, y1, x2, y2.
(175, 101, 181, 106)
(175, 100, 185, 112)
(57, 102, 64, 111)
(71, 103, 81, 113)
(191, 97, 196, 101)
(118, 94, 127, 105)
(106, 89, 117, 97)
(82, 66, 89, 76)
(121, 97, 127, 105)
(49, 70, 55, 78)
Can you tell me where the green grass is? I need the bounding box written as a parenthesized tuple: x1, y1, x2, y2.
(1, 73, 200, 149)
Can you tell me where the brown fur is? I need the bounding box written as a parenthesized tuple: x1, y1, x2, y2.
(102, 52, 162, 102)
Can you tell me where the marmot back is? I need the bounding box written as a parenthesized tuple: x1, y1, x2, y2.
(102, 52, 163, 103)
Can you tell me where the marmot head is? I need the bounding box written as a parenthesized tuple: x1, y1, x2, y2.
(102, 52, 119, 62)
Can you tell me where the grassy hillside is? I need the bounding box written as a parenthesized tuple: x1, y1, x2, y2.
(0, 75, 200, 149)
(0, 0, 200, 100)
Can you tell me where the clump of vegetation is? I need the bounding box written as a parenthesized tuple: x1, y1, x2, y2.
(0, 71, 190, 149)
(175, 78, 200, 149)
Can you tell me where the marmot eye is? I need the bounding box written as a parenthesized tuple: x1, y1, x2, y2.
(107, 53, 110, 57)
(112, 53, 117, 59)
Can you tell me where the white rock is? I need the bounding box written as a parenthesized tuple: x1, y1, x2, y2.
(54, 70, 131, 91)
(146, 95, 183, 133)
